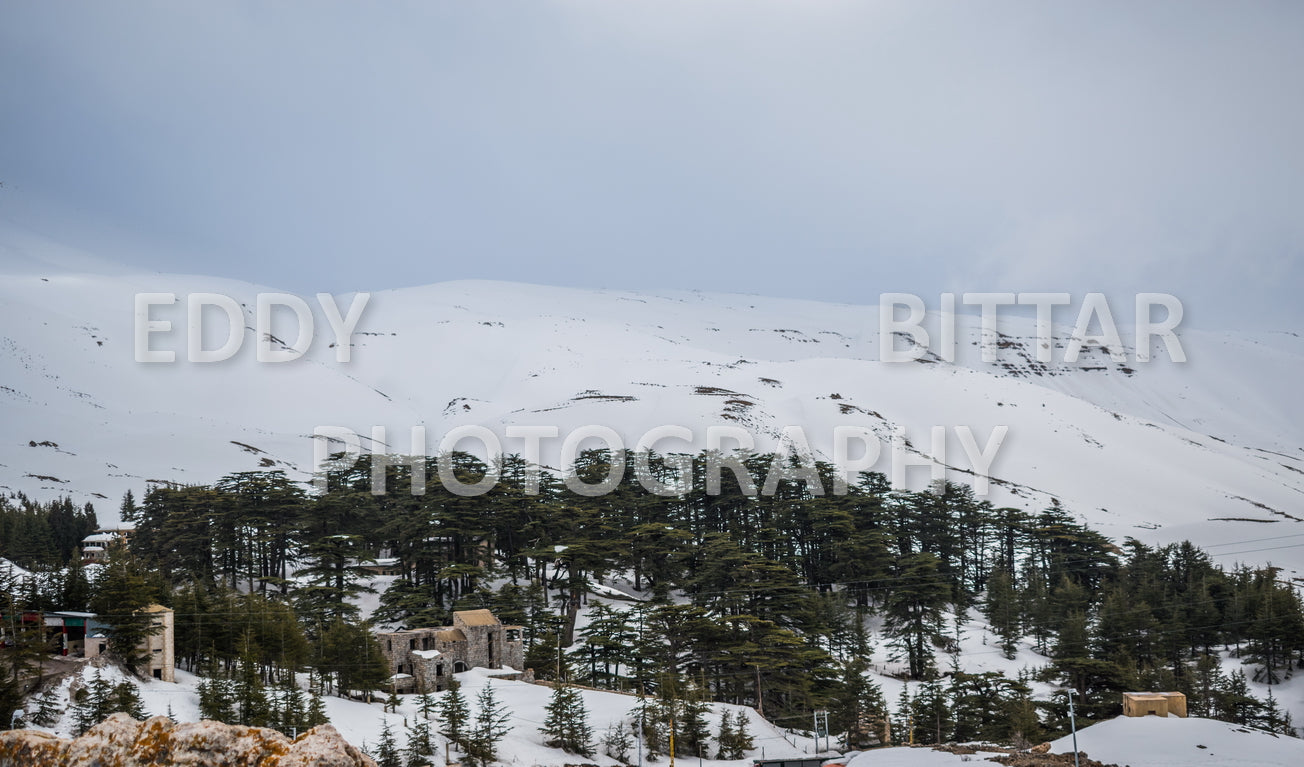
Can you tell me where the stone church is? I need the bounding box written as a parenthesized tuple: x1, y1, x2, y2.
(377, 609, 526, 693)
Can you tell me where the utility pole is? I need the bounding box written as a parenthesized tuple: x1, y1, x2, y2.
(1066, 689, 1080, 767)
(668, 708, 676, 767)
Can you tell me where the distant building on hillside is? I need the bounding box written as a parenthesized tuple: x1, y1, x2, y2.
(1122, 691, 1187, 718)
(44, 604, 175, 682)
(376, 609, 525, 693)
(80, 524, 136, 562)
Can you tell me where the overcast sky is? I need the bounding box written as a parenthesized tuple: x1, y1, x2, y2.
(2, 1, 1301, 329)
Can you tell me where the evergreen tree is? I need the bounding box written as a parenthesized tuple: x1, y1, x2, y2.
(373, 719, 403, 767)
(602, 722, 633, 762)
(676, 694, 712, 759)
(466, 684, 512, 766)
(983, 566, 1021, 660)
(417, 691, 438, 721)
(306, 690, 330, 728)
(73, 672, 116, 735)
(112, 681, 147, 720)
(89, 548, 160, 673)
(540, 684, 594, 756)
(630, 692, 666, 760)
(892, 684, 911, 746)
(31, 686, 62, 727)
(437, 678, 470, 751)
(731, 711, 755, 756)
(715, 710, 737, 760)
(406, 716, 435, 767)
(120, 489, 139, 523)
(197, 674, 238, 723)
(234, 634, 270, 727)
(909, 679, 951, 745)
(881, 553, 949, 680)
(829, 658, 888, 749)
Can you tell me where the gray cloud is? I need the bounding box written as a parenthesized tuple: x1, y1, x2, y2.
(2, 1, 1300, 328)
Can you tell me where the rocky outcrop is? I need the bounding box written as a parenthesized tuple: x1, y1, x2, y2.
(0, 713, 377, 767)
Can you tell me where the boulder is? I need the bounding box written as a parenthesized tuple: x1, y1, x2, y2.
(0, 713, 377, 767)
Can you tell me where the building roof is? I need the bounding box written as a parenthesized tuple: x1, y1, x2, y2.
(436, 629, 467, 643)
(454, 609, 500, 627)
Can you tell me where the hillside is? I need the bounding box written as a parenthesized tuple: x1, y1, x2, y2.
(1, 222, 1301, 577)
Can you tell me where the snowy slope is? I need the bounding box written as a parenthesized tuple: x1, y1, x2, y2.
(26, 663, 815, 766)
(835, 717, 1304, 767)
(1, 221, 1302, 575)
(1048, 715, 1304, 767)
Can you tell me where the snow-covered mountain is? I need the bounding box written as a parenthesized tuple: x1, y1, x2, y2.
(2, 222, 1302, 574)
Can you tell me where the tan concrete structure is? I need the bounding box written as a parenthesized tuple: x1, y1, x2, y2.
(82, 604, 175, 682)
(377, 609, 524, 693)
(1122, 691, 1187, 717)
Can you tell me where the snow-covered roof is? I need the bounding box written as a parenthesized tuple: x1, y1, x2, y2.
(412, 649, 442, 660)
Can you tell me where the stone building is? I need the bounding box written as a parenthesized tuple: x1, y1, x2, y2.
(377, 609, 525, 693)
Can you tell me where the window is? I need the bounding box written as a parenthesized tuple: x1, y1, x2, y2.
(409, 638, 417, 650)
(153, 669, 162, 680)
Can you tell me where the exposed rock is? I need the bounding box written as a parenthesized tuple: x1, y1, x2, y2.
(987, 750, 1117, 767)
(0, 713, 377, 767)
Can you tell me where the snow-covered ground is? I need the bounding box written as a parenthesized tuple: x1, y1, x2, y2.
(24, 662, 816, 766)
(2, 221, 1301, 579)
(1049, 715, 1304, 767)
(844, 715, 1304, 767)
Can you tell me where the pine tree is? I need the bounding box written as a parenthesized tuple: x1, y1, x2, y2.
(120, 489, 139, 523)
(602, 722, 633, 762)
(234, 634, 269, 727)
(373, 719, 403, 767)
(437, 678, 470, 752)
(306, 690, 330, 728)
(112, 681, 147, 720)
(540, 684, 593, 756)
(73, 671, 116, 735)
(881, 553, 949, 680)
(676, 695, 712, 759)
(466, 684, 512, 766)
(630, 692, 665, 760)
(406, 716, 435, 766)
(910, 679, 951, 745)
(385, 687, 403, 714)
(89, 548, 160, 673)
(715, 710, 737, 759)
(732, 711, 755, 755)
(31, 686, 62, 727)
(417, 691, 438, 722)
(829, 658, 888, 749)
(983, 566, 1021, 660)
(198, 675, 238, 723)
